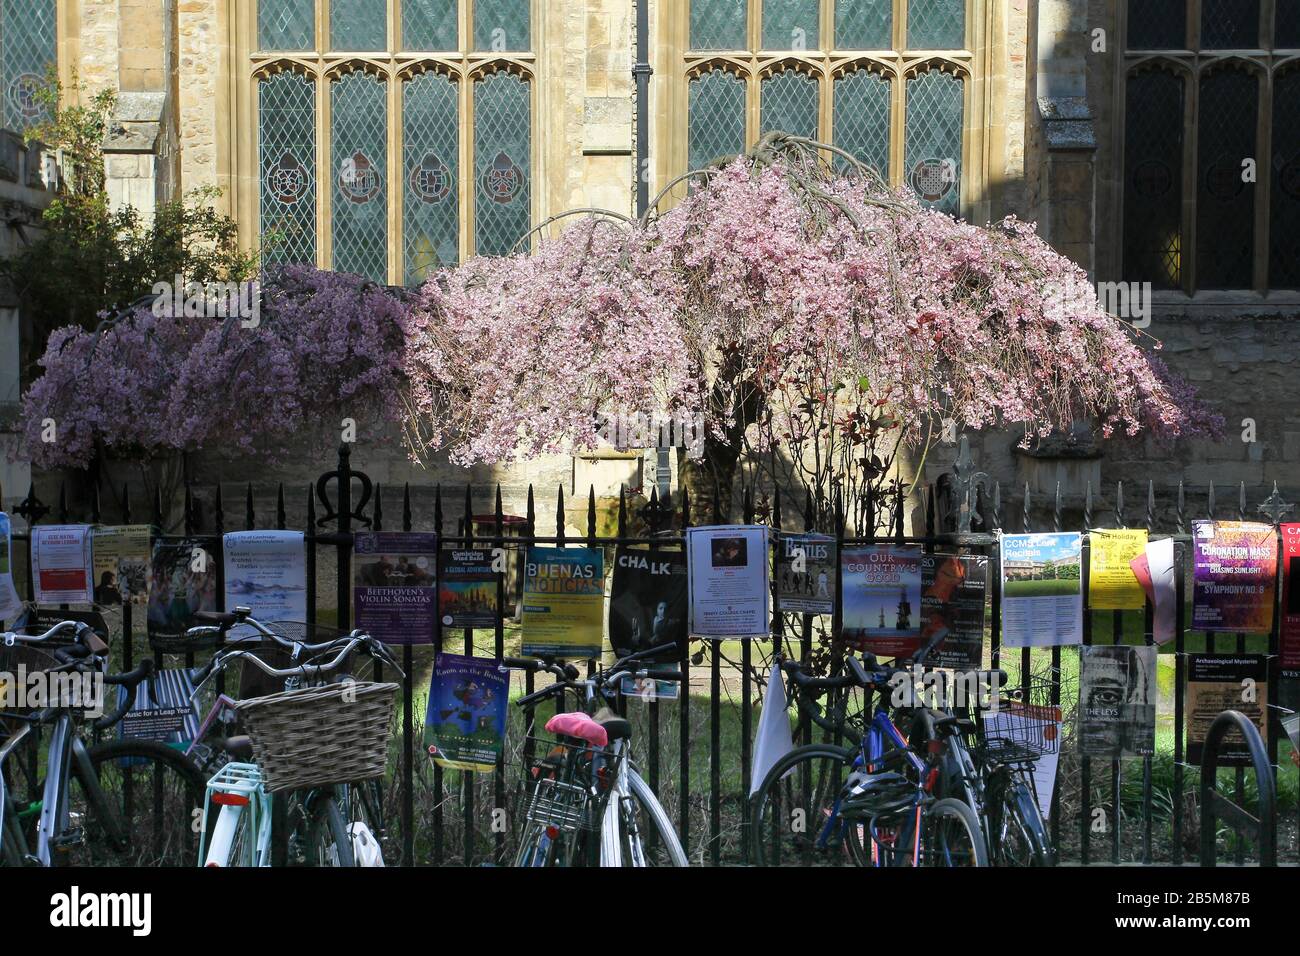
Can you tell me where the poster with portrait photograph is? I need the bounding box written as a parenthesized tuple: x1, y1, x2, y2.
(920, 552, 987, 671)
(91, 525, 152, 609)
(841, 545, 924, 658)
(522, 547, 605, 658)
(223, 531, 307, 638)
(608, 547, 687, 660)
(1186, 654, 1269, 767)
(999, 532, 1083, 648)
(147, 538, 218, 640)
(1078, 644, 1157, 758)
(0, 514, 23, 621)
(32, 524, 94, 605)
(353, 532, 438, 645)
(1191, 520, 1277, 633)
(686, 526, 770, 639)
(424, 653, 508, 773)
(776, 533, 836, 615)
(438, 548, 499, 630)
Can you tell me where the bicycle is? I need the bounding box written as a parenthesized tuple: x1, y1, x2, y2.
(182, 608, 401, 868)
(504, 643, 689, 867)
(1, 617, 206, 866)
(749, 636, 990, 867)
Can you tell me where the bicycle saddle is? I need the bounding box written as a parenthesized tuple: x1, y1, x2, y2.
(545, 712, 608, 747)
(593, 709, 632, 742)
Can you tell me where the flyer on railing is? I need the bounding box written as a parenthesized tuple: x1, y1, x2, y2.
(353, 531, 438, 645)
(999, 532, 1083, 647)
(147, 538, 218, 640)
(608, 546, 687, 659)
(775, 532, 836, 615)
(841, 544, 924, 657)
(0, 513, 22, 620)
(1185, 654, 1270, 766)
(31, 524, 94, 605)
(90, 524, 152, 608)
(1088, 528, 1148, 610)
(1280, 523, 1300, 669)
(424, 652, 507, 773)
(1078, 644, 1157, 758)
(686, 526, 770, 639)
(1191, 520, 1277, 633)
(223, 530, 308, 639)
(920, 552, 987, 670)
(521, 546, 604, 658)
(438, 547, 499, 629)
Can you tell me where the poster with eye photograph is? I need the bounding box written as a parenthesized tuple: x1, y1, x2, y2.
(147, 538, 218, 640)
(223, 531, 308, 639)
(841, 545, 924, 658)
(424, 653, 508, 773)
(1186, 654, 1269, 767)
(608, 547, 687, 660)
(32, 524, 94, 605)
(353, 532, 438, 645)
(522, 547, 605, 658)
(999, 532, 1083, 648)
(686, 526, 770, 639)
(438, 548, 499, 630)
(776, 533, 836, 615)
(1078, 644, 1157, 758)
(920, 553, 987, 671)
(1191, 520, 1277, 634)
(0, 514, 23, 621)
(91, 525, 152, 609)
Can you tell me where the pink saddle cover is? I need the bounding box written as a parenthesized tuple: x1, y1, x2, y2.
(545, 712, 608, 747)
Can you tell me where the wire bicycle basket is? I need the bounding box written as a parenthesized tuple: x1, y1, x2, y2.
(0, 642, 91, 719)
(519, 735, 605, 833)
(977, 675, 1069, 764)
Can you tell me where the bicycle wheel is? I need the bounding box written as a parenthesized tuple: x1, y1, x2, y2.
(605, 769, 687, 867)
(923, 797, 988, 867)
(749, 745, 868, 867)
(293, 790, 356, 867)
(66, 739, 206, 867)
(989, 772, 1054, 866)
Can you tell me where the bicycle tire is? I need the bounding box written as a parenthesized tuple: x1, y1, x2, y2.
(749, 744, 868, 867)
(67, 738, 206, 867)
(924, 797, 988, 867)
(301, 791, 356, 867)
(991, 775, 1054, 866)
(617, 768, 688, 866)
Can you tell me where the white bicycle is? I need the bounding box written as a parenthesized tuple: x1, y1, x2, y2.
(505, 645, 688, 867)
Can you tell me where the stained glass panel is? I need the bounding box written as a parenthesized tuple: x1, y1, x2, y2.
(331, 72, 388, 280)
(1196, 68, 1257, 288)
(330, 0, 386, 51)
(258, 0, 314, 51)
(761, 69, 819, 138)
(904, 69, 963, 214)
(474, 0, 531, 52)
(1126, 0, 1187, 49)
(1271, 70, 1300, 287)
(834, 69, 890, 177)
(403, 0, 457, 51)
(1278, 3, 1300, 48)
(907, 0, 964, 50)
(762, 0, 819, 51)
(688, 69, 747, 170)
(474, 71, 531, 256)
(691, 0, 748, 51)
(1, 0, 56, 132)
(259, 72, 318, 267)
(835, 0, 891, 50)
(1122, 70, 1183, 288)
(1200, 0, 1260, 49)
(404, 72, 459, 284)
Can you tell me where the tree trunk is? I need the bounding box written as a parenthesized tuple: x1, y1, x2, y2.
(677, 430, 743, 524)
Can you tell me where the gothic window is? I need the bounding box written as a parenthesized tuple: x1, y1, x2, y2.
(1, 0, 57, 132)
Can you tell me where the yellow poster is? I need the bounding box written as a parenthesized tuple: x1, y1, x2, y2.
(91, 524, 153, 608)
(1088, 528, 1148, 610)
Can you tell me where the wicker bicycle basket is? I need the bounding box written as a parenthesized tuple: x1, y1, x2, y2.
(233, 681, 398, 793)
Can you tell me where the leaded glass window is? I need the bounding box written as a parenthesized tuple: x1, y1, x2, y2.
(1271, 69, 1300, 287)
(691, 0, 748, 51)
(331, 0, 386, 52)
(1200, 0, 1260, 49)
(259, 0, 314, 52)
(1195, 68, 1257, 288)
(404, 71, 459, 284)
(1122, 70, 1184, 288)
(763, 0, 820, 51)
(1, 0, 56, 132)
(833, 69, 890, 176)
(330, 71, 388, 280)
(474, 70, 531, 257)
(259, 71, 318, 267)
(404, 0, 458, 51)
(904, 69, 963, 214)
(1126, 0, 1187, 49)
(835, 0, 891, 49)
(761, 69, 819, 139)
(907, 0, 965, 50)
(474, 0, 530, 53)
(688, 69, 747, 170)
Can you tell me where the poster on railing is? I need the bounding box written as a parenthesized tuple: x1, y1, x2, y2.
(920, 552, 987, 670)
(1280, 523, 1300, 670)
(31, 524, 94, 605)
(147, 538, 217, 640)
(118, 667, 201, 745)
(608, 546, 687, 660)
(521, 546, 605, 658)
(424, 653, 507, 773)
(353, 532, 438, 645)
(223, 531, 307, 640)
(438, 547, 499, 629)
(91, 525, 151, 609)
(999, 532, 1083, 648)
(841, 545, 924, 657)
(1088, 528, 1148, 610)
(686, 526, 770, 639)
(1130, 537, 1177, 644)
(1186, 654, 1269, 766)
(1078, 644, 1156, 758)
(0, 514, 22, 621)
(776, 533, 836, 615)
(1191, 520, 1277, 633)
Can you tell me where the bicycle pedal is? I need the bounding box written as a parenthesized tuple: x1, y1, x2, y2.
(51, 827, 85, 850)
